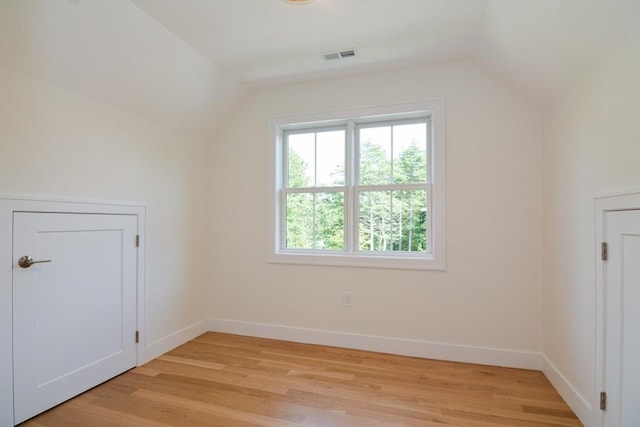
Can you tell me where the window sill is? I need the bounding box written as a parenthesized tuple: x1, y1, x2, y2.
(268, 251, 445, 271)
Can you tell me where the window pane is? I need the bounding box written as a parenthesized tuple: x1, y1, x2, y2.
(393, 123, 427, 184)
(359, 190, 427, 252)
(359, 191, 392, 251)
(288, 133, 314, 188)
(316, 130, 345, 187)
(286, 193, 313, 248)
(315, 192, 344, 250)
(392, 190, 428, 252)
(286, 192, 344, 250)
(359, 126, 391, 185)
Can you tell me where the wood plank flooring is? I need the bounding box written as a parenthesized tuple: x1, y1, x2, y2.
(21, 332, 581, 426)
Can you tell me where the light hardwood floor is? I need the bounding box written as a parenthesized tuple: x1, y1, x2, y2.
(22, 332, 581, 426)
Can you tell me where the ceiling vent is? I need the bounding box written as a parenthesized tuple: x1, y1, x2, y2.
(322, 49, 357, 61)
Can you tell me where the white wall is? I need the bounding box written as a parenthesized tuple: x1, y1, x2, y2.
(542, 29, 640, 422)
(0, 67, 211, 350)
(207, 61, 544, 363)
(0, 0, 247, 366)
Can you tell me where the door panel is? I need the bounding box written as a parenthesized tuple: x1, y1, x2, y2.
(13, 212, 137, 424)
(604, 209, 640, 427)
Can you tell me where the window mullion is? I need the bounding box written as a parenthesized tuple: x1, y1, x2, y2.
(389, 125, 394, 251)
(390, 124, 394, 184)
(313, 131, 318, 187)
(357, 183, 428, 192)
(389, 189, 393, 251)
(346, 120, 356, 253)
(427, 116, 433, 185)
(312, 193, 317, 249)
(280, 133, 289, 251)
(427, 184, 433, 254)
(280, 188, 286, 251)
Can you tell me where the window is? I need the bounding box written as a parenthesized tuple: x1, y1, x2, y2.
(268, 101, 445, 270)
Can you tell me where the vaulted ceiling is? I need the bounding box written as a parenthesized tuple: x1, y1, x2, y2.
(1, 0, 638, 134)
(133, 0, 640, 109)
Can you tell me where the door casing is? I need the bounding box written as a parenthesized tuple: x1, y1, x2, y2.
(0, 195, 147, 427)
(595, 189, 640, 427)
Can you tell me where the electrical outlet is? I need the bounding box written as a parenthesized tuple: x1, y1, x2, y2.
(343, 291, 353, 307)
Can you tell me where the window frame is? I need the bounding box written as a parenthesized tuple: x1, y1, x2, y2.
(281, 125, 348, 251)
(267, 100, 445, 270)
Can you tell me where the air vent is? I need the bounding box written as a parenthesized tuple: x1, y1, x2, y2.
(322, 48, 357, 61)
(324, 52, 340, 61)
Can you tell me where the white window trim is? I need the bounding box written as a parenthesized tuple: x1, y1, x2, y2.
(267, 100, 445, 270)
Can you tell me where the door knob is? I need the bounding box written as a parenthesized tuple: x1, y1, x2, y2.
(18, 256, 52, 269)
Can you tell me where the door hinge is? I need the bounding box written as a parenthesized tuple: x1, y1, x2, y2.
(135, 330, 139, 344)
(135, 235, 140, 248)
(601, 242, 608, 261)
(600, 391, 607, 411)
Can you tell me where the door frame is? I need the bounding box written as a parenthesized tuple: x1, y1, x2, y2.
(0, 195, 147, 427)
(594, 189, 640, 427)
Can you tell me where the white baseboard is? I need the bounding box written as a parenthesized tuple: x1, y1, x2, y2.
(542, 355, 593, 426)
(144, 319, 209, 363)
(205, 318, 541, 370)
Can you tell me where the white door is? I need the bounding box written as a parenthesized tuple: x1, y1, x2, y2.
(12, 212, 138, 424)
(604, 209, 640, 427)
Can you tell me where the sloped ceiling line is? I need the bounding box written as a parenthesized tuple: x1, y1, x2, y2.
(2, 0, 638, 134)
